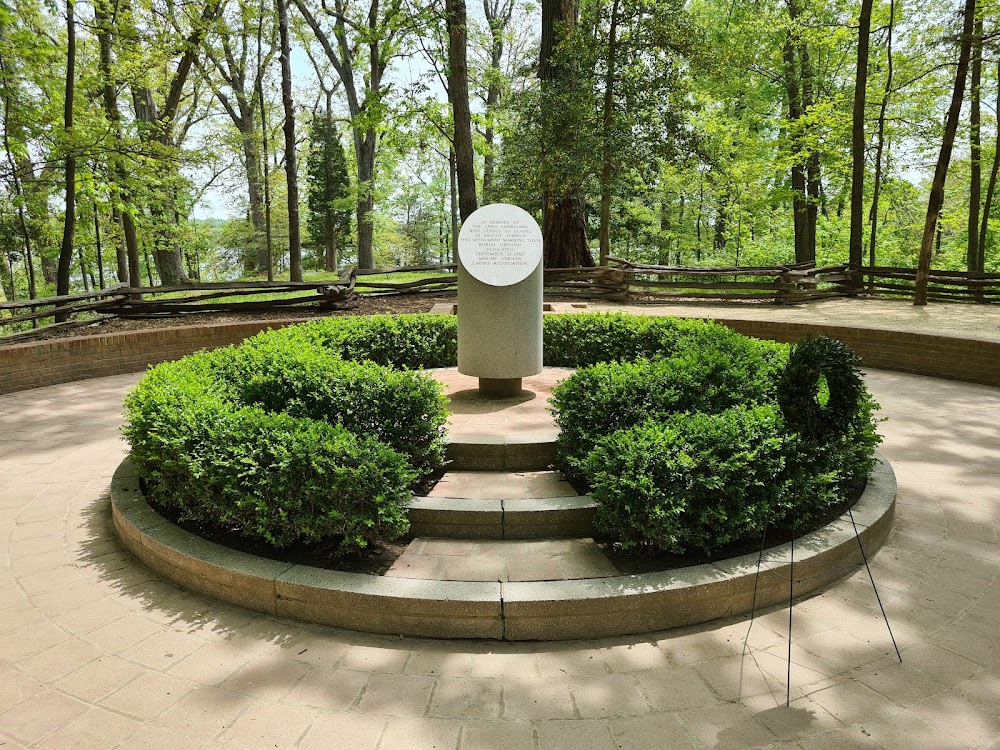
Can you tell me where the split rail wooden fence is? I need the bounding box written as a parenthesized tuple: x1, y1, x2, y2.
(2, 261, 998, 342)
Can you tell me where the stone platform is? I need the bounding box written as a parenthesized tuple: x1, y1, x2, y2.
(429, 368, 572, 471)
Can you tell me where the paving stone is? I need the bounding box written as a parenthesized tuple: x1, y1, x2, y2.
(100, 671, 194, 720)
(355, 674, 436, 717)
(1, 325, 1000, 750)
(502, 678, 575, 719)
(216, 699, 316, 749)
(152, 685, 252, 739)
(459, 720, 535, 749)
(29, 707, 140, 750)
(0, 690, 87, 745)
(380, 716, 462, 750)
(297, 711, 385, 750)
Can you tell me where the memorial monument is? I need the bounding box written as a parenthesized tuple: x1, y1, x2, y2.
(457, 203, 544, 397)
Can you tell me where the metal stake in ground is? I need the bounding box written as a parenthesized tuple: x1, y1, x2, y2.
(457, 203, 543, 397)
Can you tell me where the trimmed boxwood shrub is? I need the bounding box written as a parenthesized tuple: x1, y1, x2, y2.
(551, 339, 789, 477)
(124, 311, 880, 559)
(249, 313, 459, 370)
(569, 333, 882, 556)
(211, 341, 448, 476)
(583, 406, 798, 554)
(123, 336, 449, 554)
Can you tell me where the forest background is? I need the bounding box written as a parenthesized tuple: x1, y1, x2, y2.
(0, 0, 998, 305)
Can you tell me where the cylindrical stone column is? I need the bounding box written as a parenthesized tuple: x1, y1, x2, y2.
(457, 204, 543, 397)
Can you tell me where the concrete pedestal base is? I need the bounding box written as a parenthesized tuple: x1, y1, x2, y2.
(478, 377, 522, 397)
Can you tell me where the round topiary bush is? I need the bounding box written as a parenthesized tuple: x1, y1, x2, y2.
(123, 320, 453, 555)
(549, 326, 881, 556)
(582, 406, 795, 554)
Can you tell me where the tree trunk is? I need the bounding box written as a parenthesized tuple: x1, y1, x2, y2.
(914, 0, 976, 306)
(93, 206, 105, 289)
(450, 148, 459, 262)
(799, 33, 820, 262)
(783, 28, 810, 263)
(979, 61, 1000, 259)
(241, 123, 268, 274)
(447, 0, 477, 221)
(967, 5, 983, 274)
(56, 0, 77, 321)
(540, 0, 593, 268)
(849, 0, 873, 282)
(543, 195, 591, 268)
(277, 0, 302, 281)
(257, 76, 275, 281)
(598, 0, 622, 266)
(482, 0, 512, 204)
(868, 0, 895, 275)
(357, 133, 376, 269)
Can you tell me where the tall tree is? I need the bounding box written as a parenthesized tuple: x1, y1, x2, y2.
(306, 108, 351, 271)
(980, 60, 1000, 259)
(277, 0, 302, 281)
(121, 0, 225, 285)
(94, 0, 141, 289)
(56, 0, 76, 317)
(848, 0, 874, 281)
(868, 0, 895, 271)
(914, 0, 977, 306)
(200, 0, 276, 274)
(966, 0, 983, 274)
(293, 0, 411, 269)
(597, 0, 622, 265)
(540, 0, 594, 268)
(782, 0, 819, 264)
(446, 0, 477, 220)
(480, 0, 514, 204)
(0, 48, 37, 300)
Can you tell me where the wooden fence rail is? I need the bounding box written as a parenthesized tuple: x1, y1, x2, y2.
(3, 261, 998, 342)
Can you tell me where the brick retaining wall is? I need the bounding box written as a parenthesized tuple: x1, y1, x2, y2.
(1, 316, 997, 394)
(0, 320, 307, 395)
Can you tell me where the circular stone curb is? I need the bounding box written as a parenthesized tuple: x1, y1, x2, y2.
(111, 453, 895, 641)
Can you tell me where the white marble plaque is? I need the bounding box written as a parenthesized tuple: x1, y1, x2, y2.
(458, 203, 543, 287)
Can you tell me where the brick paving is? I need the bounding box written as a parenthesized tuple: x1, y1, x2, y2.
(1, 323, 1000, 747)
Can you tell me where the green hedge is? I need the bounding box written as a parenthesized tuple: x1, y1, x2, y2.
(551, 337, 788, 477)
(566, 331, 881, 555)
(583, 406, 794, 554)
(123, 330, 449, 554)
(124, 312, 880, 559)
(212, 341, 448, 476)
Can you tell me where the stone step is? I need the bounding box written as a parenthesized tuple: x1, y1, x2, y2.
(407, 495, 598, 539)
(432, 367, 571, 471)
(408, 470, 597, 539)
(384, 537, 621, 582)
(429, 470, 577, 500)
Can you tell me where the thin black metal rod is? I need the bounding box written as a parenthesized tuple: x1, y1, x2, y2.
(787, 535, 794, 707)
(743, 523, 771, 650)
(849, 507, 903, 663)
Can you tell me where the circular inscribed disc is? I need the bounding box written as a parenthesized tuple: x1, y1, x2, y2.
(458, 203, 543, 287)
